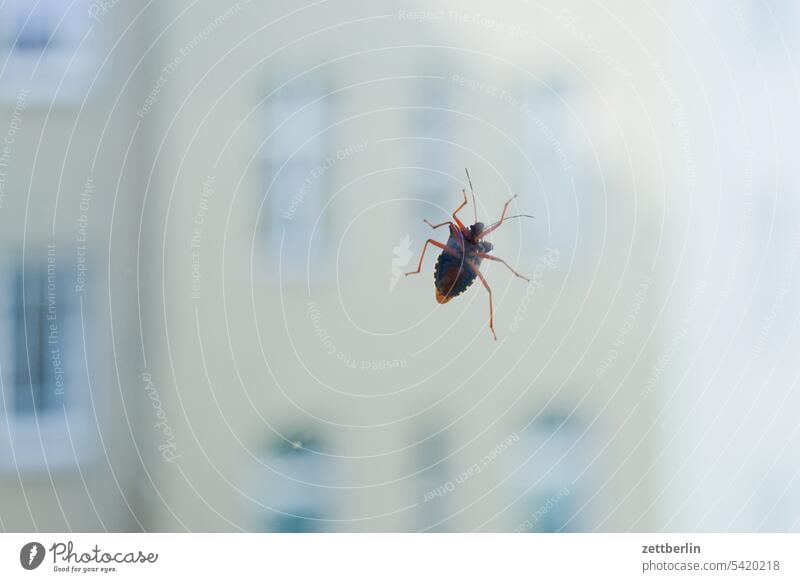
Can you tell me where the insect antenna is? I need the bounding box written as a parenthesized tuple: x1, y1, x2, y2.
(465, 168, 477, 224)
(484, 214, 536, 231)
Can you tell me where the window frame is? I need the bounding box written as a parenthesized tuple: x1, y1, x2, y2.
(0, 0, 101, 104)
(0, 250, 96, 473)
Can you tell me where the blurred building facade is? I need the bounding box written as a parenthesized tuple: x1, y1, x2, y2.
(0, 0, 149, 530)
(0, 0, 797, 533)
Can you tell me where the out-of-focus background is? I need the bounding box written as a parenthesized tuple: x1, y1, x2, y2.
(0, 0, 799, 532)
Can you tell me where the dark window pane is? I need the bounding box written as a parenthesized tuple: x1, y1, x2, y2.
(12, 259, 69, 416)
(268, 512, 322, 533)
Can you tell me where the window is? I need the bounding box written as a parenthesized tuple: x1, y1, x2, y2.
(0, 249, 93, 472)
(254, 431, 333, 532)
(0, 0, 98, 102)
(520, 77, 577, 253)
(260, 83, 331, 281)
(512, 413, 586, 532)
(746, 0, 800, 52)
(408, 81, 456, 218)
(11, 261, 69, 415)
(414, 428, 450, 531)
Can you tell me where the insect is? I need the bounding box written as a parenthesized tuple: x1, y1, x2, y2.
(405, 169, 533, 340)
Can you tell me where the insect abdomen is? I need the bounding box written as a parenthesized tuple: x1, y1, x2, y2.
(434, 252, 478, 304)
